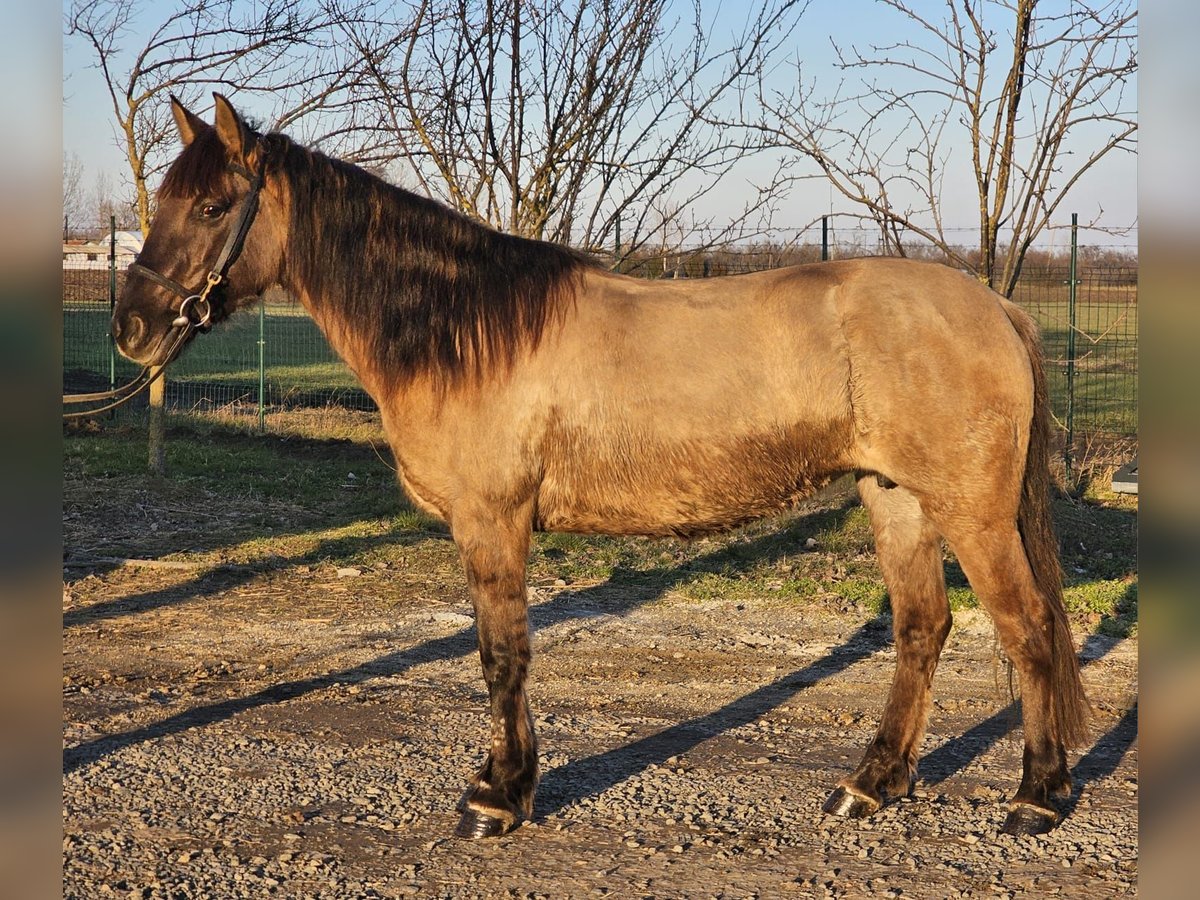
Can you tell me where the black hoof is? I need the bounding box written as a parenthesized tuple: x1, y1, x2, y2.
(1002, 804, 1059, 836)
(454, 807, 515, 839)
(823, 786, 880, 819)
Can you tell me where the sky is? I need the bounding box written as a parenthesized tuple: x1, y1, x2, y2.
(62, 0, 1138, 249)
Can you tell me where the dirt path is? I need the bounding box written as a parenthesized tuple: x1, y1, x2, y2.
(63, 551, 1137, 898)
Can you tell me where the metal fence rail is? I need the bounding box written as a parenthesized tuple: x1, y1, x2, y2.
(64, 252, 1137, 468)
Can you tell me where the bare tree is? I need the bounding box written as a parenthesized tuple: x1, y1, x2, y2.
(340, 0, 807, 256)
(63, 152, 87, 239)
(66, 0, 372, 235)
(746, 0, 1136, 295)
(89, 170, 141, 236)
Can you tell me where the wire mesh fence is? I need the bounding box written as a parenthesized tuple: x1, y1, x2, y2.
(1012, 265, 1138, 439)
(64, 248, 1137, 470)
(65, 266, 375, 417)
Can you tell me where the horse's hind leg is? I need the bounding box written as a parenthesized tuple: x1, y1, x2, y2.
(451, 508, 539, 838)
(824, 476, 951, 818)
(941, 524, 1075, 834)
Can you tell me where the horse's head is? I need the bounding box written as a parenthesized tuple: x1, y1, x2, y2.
(112, 94, 285, 365)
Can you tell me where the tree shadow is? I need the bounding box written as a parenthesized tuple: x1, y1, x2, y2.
(63, 424, 412, 583)
(64, 496, 864, 774)
(62, 525, 451, 629)
(64, 443, 860, 630)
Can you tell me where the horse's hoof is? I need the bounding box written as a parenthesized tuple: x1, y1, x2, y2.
(823, 786, 880, 819)
(1002, 804, 1059, 836)
(454, 807, 515, 839)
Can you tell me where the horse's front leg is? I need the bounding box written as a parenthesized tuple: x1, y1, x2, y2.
(451, 508, 538, 838)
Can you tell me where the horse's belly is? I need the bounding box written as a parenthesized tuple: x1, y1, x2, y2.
(534, 417, 856, 537)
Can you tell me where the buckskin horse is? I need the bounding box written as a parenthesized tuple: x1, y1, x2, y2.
(111, 95, 1088, 839)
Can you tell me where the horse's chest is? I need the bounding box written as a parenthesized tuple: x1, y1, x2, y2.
(390, 465, 446, 521)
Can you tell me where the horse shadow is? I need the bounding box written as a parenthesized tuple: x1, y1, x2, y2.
(905, 583, 1138, 817)
(534, 616, 889, 817)
(65, 496, 868, 773)
(62, 524, 452, 630)
(534, 602, 1138, 821)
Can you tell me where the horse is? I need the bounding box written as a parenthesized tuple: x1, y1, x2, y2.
(111, 94, 1089, 839)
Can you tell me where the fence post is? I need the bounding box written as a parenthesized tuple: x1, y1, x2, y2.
(1063, 213, 1079, 483)
(258, 294, 266, 433)
(821, 215, 829, 261)
(108, 216, 117, 394)
(148, 371, 166, 475)
(136, 219, 167, 475)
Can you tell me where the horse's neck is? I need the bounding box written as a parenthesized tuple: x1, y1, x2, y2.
(277, 177, 398, 400)
(276, 165, 578, 405)
(287, 281, 387, 404)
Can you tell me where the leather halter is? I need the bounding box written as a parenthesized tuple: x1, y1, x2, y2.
(127, 161, 264, 333)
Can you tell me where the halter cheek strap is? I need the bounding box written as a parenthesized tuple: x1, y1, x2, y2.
(128, 163, 265, 333)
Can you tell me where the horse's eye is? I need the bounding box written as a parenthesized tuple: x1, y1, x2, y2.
(200, 203, 227, 220)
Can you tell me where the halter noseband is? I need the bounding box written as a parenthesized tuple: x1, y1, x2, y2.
(127, 161, 264, 334)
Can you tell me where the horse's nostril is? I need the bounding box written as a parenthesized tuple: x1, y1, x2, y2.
(113, 313, 147, 348)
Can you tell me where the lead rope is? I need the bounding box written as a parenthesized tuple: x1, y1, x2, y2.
(63, 323, 193, 419)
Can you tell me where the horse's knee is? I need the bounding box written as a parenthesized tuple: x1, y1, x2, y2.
(479, 642, 530, 689)
(894, 608, 951, 659)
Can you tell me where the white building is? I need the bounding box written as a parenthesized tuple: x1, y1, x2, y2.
(62, 231, 143, 270)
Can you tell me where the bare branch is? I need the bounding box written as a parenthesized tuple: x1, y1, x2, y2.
(339, 0, 809, 250)
(743, 0, 1137, 293)
(67, 0, 375, 234)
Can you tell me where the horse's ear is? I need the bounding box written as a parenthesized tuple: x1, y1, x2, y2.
(170, 96, 207, 147)
(212, 93, 258, 167)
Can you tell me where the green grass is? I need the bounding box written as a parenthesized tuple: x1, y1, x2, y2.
(64, 423, 402, 518)
(64, 303, 360, 392)
(64, 410, 1137, 639)
(1014, 284, 1138, 438)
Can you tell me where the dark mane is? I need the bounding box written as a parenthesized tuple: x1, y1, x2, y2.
(259, 133, 596, 387)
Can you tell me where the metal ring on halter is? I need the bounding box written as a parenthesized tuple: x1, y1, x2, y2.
(172, 293, 214, 329)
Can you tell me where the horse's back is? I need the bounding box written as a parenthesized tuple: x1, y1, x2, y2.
(388, 257, 1036, 537)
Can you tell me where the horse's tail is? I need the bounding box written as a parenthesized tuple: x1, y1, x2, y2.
(1003, 300, 1090, 747)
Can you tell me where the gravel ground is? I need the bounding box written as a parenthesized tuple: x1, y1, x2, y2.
(62, 553, 1138, 899)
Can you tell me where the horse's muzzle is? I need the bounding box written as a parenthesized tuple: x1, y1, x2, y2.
(110, 311, 148, 358)
(111, 310, 185, 366)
